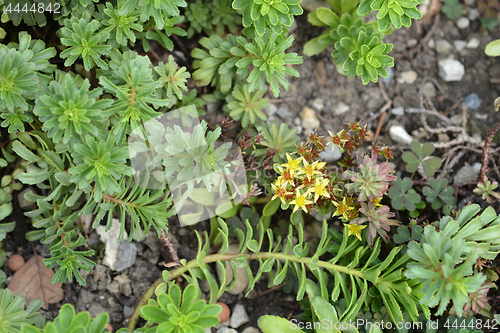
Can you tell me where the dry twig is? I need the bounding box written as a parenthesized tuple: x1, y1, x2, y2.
(479, 122, 500, 182)
(161, 229, 181, 268)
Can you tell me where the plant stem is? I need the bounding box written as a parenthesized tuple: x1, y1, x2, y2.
(479, 122, 500, 182)
(127, 252, 365, 331)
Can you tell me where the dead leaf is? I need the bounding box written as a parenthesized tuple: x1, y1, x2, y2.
(7, 254, 64, 309)
(422, 0, 441, 25)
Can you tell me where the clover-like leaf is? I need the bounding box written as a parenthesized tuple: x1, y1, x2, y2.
(388, 176, 421, 211)
(402, 140, 442, 177)
(423, 178, 455, 210)
(393, 224, 423, 244)
(441, 0, 463, 19)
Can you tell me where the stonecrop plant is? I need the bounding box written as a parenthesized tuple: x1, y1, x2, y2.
(1, 1, 499, 333)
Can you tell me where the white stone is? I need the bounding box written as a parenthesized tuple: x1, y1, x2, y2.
(263, 104, 277, 116)
(293, 117, 301, 126)
(391, 107, 404, 116)
(276, 106, 292, 119)
(230, 304, 249, 328)
(241, 327, 260, 333)
(216, 244, 249, 295)
(407, 38, 418, 48)
(18, 187, 35, 210)
(319, 143, 341, 163)
(436, 40, 452, 54)
(334, 102, 350, 115)
(389, 125, 413, 145)
(418, 0, 431, 17)
(427, 39, 435, 49)
(457, 17, 470, 29)
(422, 82, 437, 98)
(97, 219, 137, 271)
(468, 9, 480, 21)
(467, 37, 480, 49)
(454, 163, 480, 185)
(398, 70, 418, 84)
(217, 328, 237, 333)
(311, 98, 324, 111)
(454, 40, 467, 52)
(464, 0, 475, 5)
(79, 214, 93, 234)
(438, 59, 465, 82)
(300, 107, 320, 133)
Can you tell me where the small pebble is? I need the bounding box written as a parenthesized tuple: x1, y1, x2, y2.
(334, 102, 350, 115)
(7, 254, 25, 272)
(300, 107, 320, 134)
(389, 125, 413, 145)
(467, 38, 480, 49)
(217, 302, 231, 323)
(438, 133, 450, 143)
(230, 304, 249, 328)
(241, 327, 260, 333)
(319, 143, 341, 163)
(217, 328, 237, 333)
(177, 228, 187, 237)
(311, 98, 324, 111)
(123, 306, 134, 318)
(398, 70, 418, 84)
(18, 187, 35, 211)
(457, 17, 470, 29)
(428, 39, 435, 49)
(276, 107, 292, 119)
(463, 93, 482, 109)
(263, 104, 277, 117)
(422, 82, 437, 98)
(381, 67, 394, 83)
(453, 40, 467, 52)
(436, 40, 452, 54)
(407, 39, 418, 48)
(293, 117, 301, 126)
(438, 59, 465, 82)
(454, 163, 480, 185)
(468, 9, 480, 21)
(391, 107, 404, 116)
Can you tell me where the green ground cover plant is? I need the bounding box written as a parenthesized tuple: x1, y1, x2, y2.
(0, 0, 499, 333)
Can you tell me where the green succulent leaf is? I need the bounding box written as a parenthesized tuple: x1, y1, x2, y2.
(233, 0, 303, 36)
(34, 73, 114, 150)
(225, 84, 269, 127)
(59, 12, 111, 71)
(0, 48, 38, 112)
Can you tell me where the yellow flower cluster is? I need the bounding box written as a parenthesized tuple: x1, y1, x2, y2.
(271, 154, 331, 214)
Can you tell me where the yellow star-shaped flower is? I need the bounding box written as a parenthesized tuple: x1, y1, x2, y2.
(309, 177, 330, 202)
(332, 197, 354, 221)
(371, 197, 383, 208)
(346, 223, 367, 241)
(271, 182, 291, 205)
(281, 154, 303, 177)
(300, 160, 325, 181)
(289, 189, 313, 213)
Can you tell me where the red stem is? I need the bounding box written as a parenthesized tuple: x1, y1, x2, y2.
(479, 122, 500, 183)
